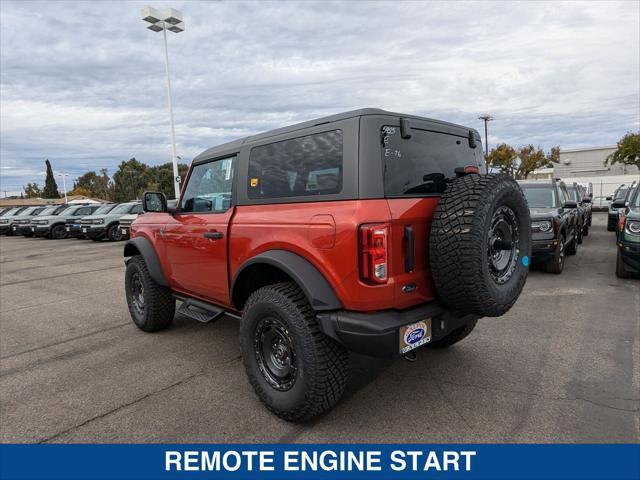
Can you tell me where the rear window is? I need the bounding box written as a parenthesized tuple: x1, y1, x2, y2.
(248, 130, 343, 199)
(382, 126, 481, 196)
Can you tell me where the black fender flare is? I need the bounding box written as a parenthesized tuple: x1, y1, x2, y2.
(231, 250, 342, 311)
(123, 237, 168, 287)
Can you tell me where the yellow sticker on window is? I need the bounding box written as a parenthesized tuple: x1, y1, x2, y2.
(250, 178, 259, 187)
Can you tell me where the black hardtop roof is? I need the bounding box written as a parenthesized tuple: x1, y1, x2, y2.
(194, 108, 480, 162)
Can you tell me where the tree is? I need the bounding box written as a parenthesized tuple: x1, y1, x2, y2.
(42, 159, 60, 198)
(23, 182, 42, 198)
(486, 143, 518, 176)
(112, 158, 149, 202)
(75, 169, 113, 200)
(516, 145, 559, 179)
(605, 132, 640, 168)
(69, 186, 92, 197)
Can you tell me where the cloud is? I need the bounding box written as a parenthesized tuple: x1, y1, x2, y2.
(1, 0, 638, 195)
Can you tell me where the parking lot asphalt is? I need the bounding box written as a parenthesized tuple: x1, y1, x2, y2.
(0, 212, 638, 444)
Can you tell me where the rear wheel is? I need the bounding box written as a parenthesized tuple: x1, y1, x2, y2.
(125, 255, 175, 331)
(429, 174, 531, 317)
(543, 234, 565, 274)
(427, 320, 477, 349)
(577, 221, 584, 244)
(616, 249, 632, 278)
(240, 282, 348, 422)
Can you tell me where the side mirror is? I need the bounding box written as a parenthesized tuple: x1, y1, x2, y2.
(582, 197, 591, 204)
(143, 191, 167, 213)
(606, 196, 612, 201)
(564, 200, 578, 209)
(612, 200, 626, 209)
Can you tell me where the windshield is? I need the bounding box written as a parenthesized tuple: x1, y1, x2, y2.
(19, 207, 40, 216)
(92, 204, 117, 215)
(38, 206, 58, 215)
(382, 125, 482, 195)
(632, 188, 640, 208)
(111, 203, 134, 214)
(614, 188, 628, 200)
(522, 186, 557, 208)
(567, 187, 579, 201)
(52, 206, 70, 215)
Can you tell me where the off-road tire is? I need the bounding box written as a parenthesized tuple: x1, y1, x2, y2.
(583, 223, 589, 236)
(125, 255, 175, 332)
(429, 174, 531, 317)
(240, 282, 348, 422)
(426, 319, 478, 349)
(616, 250, 631, 278)
(50, 224, 67, 240)
(107, 224, 122, 241)
(566, 229, 578, 255)
(543, 233, 565, 274)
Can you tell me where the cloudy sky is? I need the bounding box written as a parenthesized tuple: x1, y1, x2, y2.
(1, 0, 638, 196)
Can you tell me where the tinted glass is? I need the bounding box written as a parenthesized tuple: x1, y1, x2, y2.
(181, 157, 235, 213)
(614, 188, 628, 200)
(248, 130, 343, 199)
(20, 207, 39, 215)
(566, 187, 579, 201)
(633, 188, 640, 207)
(131, 204, 143, 214)
(382, 126, 480, 195)
(38, 206, 57, 215)
(522, 186, 557, 208)
(112, 203, 135, 214)
(93, 204, 116, 215)
(53, 206, 69, 215)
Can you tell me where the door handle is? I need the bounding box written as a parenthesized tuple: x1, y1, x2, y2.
(203, 231, 224, 240)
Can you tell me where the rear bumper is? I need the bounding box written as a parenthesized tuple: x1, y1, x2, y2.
(316, 302, 479, 358)
(531, 238, 557, 261)
(618, 241, 640, 273)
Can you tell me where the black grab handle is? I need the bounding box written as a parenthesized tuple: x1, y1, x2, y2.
(203, 231, 224, 240)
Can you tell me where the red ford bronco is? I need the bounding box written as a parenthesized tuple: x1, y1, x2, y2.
(124, 109, 531, 421)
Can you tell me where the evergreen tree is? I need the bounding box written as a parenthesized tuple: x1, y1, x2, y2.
(42, 159, 60, 199)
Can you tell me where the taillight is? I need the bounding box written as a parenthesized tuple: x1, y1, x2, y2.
(359, 224, 388, 284)
(618, 214, 625, 232)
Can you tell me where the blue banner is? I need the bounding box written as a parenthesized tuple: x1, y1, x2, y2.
(1, 444, 638, 480)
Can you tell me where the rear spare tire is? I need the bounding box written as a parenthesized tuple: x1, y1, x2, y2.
(429, 174, 531, 317)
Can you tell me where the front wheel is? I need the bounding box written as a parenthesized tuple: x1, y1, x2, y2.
(544, 234, 565, 274)
(566, 229, 578, 255)
(50, 224, 67, 240)
(107, 224, 123, 241)
(240, 282, 348, 422)
(125, 255, 175, 331)
(616, 250, 632, 278)
(583, 223, 589, 236)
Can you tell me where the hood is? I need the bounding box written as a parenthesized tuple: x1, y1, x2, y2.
(32, 215, 64, 222)
(529, 207, 559, 219)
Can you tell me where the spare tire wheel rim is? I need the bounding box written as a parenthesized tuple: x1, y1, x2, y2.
(254, 317, 297, 391)
(487, 205, 519, 285)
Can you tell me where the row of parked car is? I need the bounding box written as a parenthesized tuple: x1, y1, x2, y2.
(518, 178, 593, 274)
(607, 182, 640, 278)
(0, 201, 143, 241)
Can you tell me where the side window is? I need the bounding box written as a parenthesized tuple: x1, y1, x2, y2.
(180, 156, 236, 213)
(247, 130, 343, 199)
(130, 204, 143, 214)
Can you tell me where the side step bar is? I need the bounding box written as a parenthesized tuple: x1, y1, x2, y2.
(174, 295, 239, 323)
